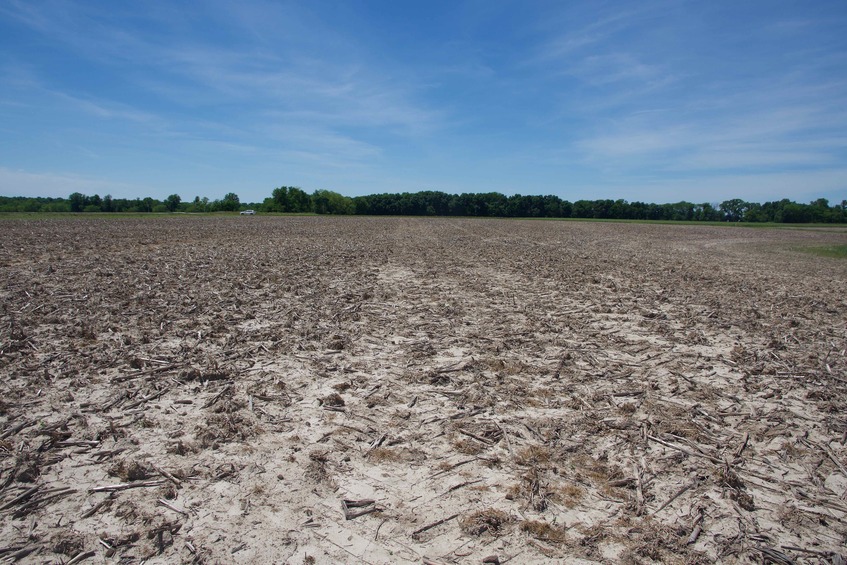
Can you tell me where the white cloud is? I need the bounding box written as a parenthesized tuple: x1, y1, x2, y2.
(536, 4, 664, 60)
(611, 169, 847, 204)
(575, 100, 847, 174)
(578, 127, 688, 158)
(0, 166, 145, 198)
(2, 1, 845, 204)
(51, 92, 161, 124)
(1, 0, 443, 141)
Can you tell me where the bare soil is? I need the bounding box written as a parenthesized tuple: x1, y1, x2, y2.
(1, 216, 846, 564)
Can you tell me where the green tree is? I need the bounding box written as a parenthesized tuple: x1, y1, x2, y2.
(267, 186, 311, 213)
(21, 198, 41, 212)
(782, 203, 812, 223)
(268, 187, 290, 212)
(312, 190, 353, 214)
(742, 202, 765, 222)
(719, 199, 748, 222)
(219, 192, 240, 212)
(69, 192, 86, 213)
(165, 194, 182, 212)
(572, 200, 593, 218)
(188, 196, 204, 212)
(289, 187, 311, 212)
(810, 198, 831, 222)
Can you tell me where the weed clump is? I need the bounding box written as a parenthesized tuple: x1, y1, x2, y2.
(306, 450, 335, 487)
(367, 447, 404, 463)
(196, 413, 257, 448)
(321, 392, 345, 407)
(108, 459, 152, 481)
(460, 509, 513, 536)
(520, 520, 569, 544)
(515, 445, 552, 467)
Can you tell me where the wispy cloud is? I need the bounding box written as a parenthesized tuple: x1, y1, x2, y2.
(1, 0, 443, 150)
(0, 166, 145, 198)
(51, 91, 161, 124)
(536, 3, 665, 60)
(571, 52, 669, 87)
(577, 99, 847, 173)
(609, 168, 847, 204)
(523, 2, 847, 193)
(1, 1, 845, 203)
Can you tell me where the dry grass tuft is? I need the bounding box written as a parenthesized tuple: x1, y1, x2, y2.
(108, 459, 152, 481)
(618, 402, 637, 414)
(50, 531, 86, 556)
(367, 447, 405, 463)
(453, 437, 485, 455)
(306, 450, 335, 486)
(321, 392, 345, 407)
(196, 412, 257, 448)
(555, 483, 585, 508)
(717, 467, 744, 490)
(615, 518, 703, 564)
(166, 440, 198, 456)
(520, 519, 569, 544)
(508, 468, 554, 511)
(460, 508, 513, 536)
(515, 445, 553, 467)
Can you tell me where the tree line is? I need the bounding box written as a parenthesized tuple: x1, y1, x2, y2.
(0, 192, 246, 213)
(351, 192, 847, 223)
(1, 188, 845, 223)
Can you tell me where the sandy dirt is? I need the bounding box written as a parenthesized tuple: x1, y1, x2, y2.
(1, 216, 846, 564)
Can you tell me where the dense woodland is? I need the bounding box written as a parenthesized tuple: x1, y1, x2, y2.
(1, 187, 846, 223)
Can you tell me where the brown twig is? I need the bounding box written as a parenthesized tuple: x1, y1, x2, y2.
(90, 480, 165, 493)
(652, 480, 696, 515)
(412, 513, 459, 537)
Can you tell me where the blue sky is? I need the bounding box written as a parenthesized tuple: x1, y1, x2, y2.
(1, 1, 846, 204)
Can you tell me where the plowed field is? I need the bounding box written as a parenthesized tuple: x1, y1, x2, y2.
(1, 216, 846, 564)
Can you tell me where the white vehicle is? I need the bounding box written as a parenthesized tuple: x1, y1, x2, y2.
(240, 209, 256, 215)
